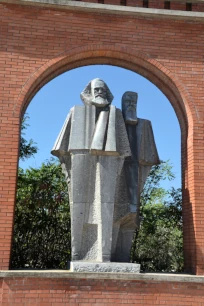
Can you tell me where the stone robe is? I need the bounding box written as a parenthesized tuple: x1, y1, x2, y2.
(52, 105, 159, 263)
(112, 118, 160, 262)
(52, 104, 131, 262)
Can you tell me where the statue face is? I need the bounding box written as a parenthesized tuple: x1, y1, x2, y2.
(93, 80, 107, 100)
(123, 95, 136, 112)
(91, 79, 110, 107)
(80, 78, 114, 107)
(122, 92, 138, 125)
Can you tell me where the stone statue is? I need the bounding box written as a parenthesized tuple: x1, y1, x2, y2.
(51, 79, 159, 272)
(51, 78, 131, 264)
(111, 91, 160, 263)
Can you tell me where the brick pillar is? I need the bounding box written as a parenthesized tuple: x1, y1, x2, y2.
(0, 113, 19, 269)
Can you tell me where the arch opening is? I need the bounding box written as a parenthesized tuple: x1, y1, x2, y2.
(11, 58, 187, 272)
(15, 46, 191, 135)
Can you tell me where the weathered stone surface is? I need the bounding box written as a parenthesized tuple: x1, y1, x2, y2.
(110, 92, 160, 263)
(1, 270, 204, 283)
(51, 82, 159, 268)
(122, 91, 138, 125)
(80, 78, 113, 107)
(70, 261, 140, 273)
(52, 79, 131, 263)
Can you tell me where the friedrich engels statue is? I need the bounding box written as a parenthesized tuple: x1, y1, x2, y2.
(51, 78, 160, 269)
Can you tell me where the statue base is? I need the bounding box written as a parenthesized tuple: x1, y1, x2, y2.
(69, 261, 140, 273)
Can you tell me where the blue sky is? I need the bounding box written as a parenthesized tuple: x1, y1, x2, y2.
(20, 65, 181, 189)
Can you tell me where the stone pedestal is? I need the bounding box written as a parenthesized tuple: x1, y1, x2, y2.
(70, 261, 140, 273)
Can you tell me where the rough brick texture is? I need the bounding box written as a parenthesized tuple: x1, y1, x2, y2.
(1, 276, 204, 305)
(0, 1, 204, 276)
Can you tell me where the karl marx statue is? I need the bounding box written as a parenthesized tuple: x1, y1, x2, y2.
(51, 79, 159, 266)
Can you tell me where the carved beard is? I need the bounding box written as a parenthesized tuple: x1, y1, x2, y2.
(92, 96, 110, 107)
(124, 108, 138, 125)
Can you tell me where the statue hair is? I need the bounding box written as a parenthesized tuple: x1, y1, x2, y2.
(80, 78, 114, 105)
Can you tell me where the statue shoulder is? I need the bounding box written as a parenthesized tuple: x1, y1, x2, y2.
(137, 118, 160, 165)
(115, 106, 123, 118)
(137, 118, 152, 125)
(51, 107, 78, 157)
(136, 118, 153, 133)
(136, 118, 154, 139)
(115, 106, 122, 112)
(70, 104, 85, 113)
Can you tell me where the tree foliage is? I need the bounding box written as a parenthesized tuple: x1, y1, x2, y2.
(10, 161, 71, 269)
(20, 115, 38, 161)
(132, 162, 184, 272)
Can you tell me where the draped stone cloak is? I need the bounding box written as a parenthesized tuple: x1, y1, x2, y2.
(51, 104, 131, 158)
(51, 105, 159, 261)
(114, 118, 160, 224)
(112, 118, 160, 262)
(51, 104, 132, 260)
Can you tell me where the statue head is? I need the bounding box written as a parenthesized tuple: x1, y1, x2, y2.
(80, 78, 114, 107)
(122, 91, 138, 125)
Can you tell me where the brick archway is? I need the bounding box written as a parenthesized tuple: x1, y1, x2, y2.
(2, 7, 204, 306)
(11, 44, 196, 272)
(2, 3, 204, 303)
(15, 45, 193, 129)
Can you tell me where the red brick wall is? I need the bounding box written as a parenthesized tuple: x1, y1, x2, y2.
(0, 1, 204, 274)
(1, 275, 204, 305)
